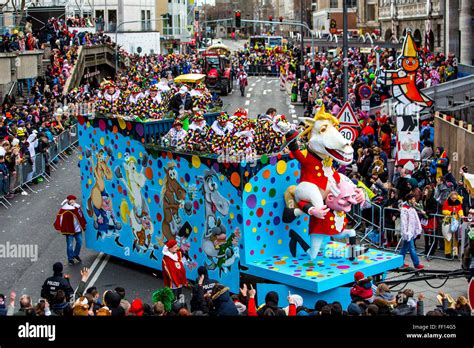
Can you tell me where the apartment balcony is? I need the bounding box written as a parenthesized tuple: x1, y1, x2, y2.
(379, 0, 441, 21)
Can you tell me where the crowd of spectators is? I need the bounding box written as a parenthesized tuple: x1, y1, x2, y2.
(1, 19, 115, 199)
(0, 262, 471, 317)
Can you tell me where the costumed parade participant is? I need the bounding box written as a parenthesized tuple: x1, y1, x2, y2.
(162, 119, 188, 150)
(184, 111, 209, 152)
(125, 85, 144, 117)
(96, 80, 122, 115)
(254, 114, 293, 155)
(53, 195, 87, 265)
(138, 84, 163, 120)
(225, 117, 256, 161)
(162, 239, 188, 299)
(282, 106, 365, 260)
(207, 112, 234, 155)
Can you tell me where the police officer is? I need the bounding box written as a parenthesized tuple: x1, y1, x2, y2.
(40, 262, 74, 303)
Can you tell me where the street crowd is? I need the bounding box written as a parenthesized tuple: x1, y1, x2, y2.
(0, 260, 471, 317)
(1, 19, 114, 199)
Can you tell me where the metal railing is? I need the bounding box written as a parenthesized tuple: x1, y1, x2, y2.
(348, 201, 469, 262)
(0, 123, 79, 209)
(245, 64, 280, 77)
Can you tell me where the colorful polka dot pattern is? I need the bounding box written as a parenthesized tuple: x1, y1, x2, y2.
(251, 243, 398, 281)
(78, 117, 243, 292)
(241, 155, 303, 263)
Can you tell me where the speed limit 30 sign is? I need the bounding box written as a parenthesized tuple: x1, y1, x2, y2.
(339, 126, 358, 143)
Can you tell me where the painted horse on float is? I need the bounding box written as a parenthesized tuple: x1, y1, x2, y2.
(199, 169, 240, 275)
(116, 152, 158, 260)
(283, 105, 366, 260)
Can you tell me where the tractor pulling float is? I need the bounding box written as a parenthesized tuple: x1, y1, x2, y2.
(201, 44, 233, 96)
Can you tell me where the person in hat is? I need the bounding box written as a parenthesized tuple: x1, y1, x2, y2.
(441, 191, 464, 259)
(184, 111, 209, 152)
(162, 239, 188, 299)
(53, 195, 87, 265)
(137, 84, 163, 119)
(162, 119, 187, 150)
(207, 112, 234, 154)
(40, 262, 75, 303)
(350, 271, 374, 303)
(169, 86, 193, 123)
(127, 85, 144, 105)
(96, 80, 121, 114)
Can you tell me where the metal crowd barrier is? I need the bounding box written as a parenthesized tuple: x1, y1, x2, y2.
(0, 123, 79, 208)
(349, 199, 464, 262)
(246, 64, 280, 77)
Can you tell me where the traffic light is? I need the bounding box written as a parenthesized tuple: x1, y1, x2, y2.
(279, 16, 283, 22)
(268, 15, 273, 22)
(235, 11, 241, 28)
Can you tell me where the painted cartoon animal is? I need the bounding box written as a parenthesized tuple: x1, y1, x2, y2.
(283, 105, 365, 259)
(116, 152, 158, 259)
(86, 146, 113, 223)
(156, 160, 189, 247)
(94, 191, 124, 248)
(198, 169, 239, 274)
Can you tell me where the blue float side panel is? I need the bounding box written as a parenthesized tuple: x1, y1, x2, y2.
(77, 117, 242, 292)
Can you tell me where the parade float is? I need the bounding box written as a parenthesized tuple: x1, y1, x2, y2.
(77, 105, 403, 307)
(76, 46, 417, 306)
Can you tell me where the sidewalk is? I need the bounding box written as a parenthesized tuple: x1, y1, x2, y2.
(385, 255, 467, 312)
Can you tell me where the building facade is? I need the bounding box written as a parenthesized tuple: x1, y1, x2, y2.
(312, 0, 357, 34)
(356, 0, 379, 34)
(378, 0, 444, 53)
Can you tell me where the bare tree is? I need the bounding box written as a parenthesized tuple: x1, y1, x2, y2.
(10, 0, 26, 26)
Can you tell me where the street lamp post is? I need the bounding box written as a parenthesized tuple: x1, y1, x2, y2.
(115, 18, 165, 72)
(342, 0, 348, 103)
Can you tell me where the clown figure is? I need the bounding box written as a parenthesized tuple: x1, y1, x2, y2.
(376, 30, 433, 115)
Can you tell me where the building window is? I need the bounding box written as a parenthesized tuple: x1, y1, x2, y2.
(437, 24, 441, 47)
(348, 0, 357, 8)
(367, 4, 376, 21)
(147, 10, 151, 30)
(330, 0, 338, 8)
(141, 10, 146, 31)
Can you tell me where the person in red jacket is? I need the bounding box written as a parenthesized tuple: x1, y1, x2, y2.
(162, 239, 188, 299)
(350, 271, 374, 303)
(54, 195, 87, 265)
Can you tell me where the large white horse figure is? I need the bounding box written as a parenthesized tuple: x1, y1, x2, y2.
(283, 105, 365, 259)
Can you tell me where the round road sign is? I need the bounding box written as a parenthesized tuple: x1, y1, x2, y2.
(339, 126, 358, 143)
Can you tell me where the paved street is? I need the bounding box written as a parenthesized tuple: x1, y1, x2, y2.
(0, 40, 468, 312)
